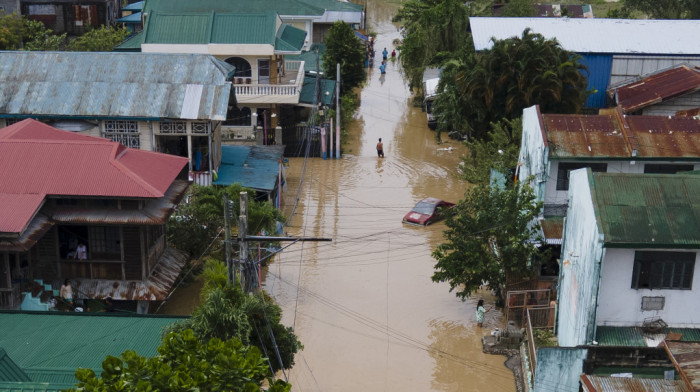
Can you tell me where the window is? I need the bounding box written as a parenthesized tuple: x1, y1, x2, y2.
(159, 121, 187, 134)
(224, 106, 251, 126)
(225, 57, 252, 78)
(104, 120, 140, 148)
(192, 122, 209, 134)
(556, 162, 608, 191)
(644, 164, 694, 174)
(88, 226, 121, 260)
(631, 251, 695, 290)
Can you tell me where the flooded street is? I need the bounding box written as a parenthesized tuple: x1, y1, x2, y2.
(264, 2, 516, 391)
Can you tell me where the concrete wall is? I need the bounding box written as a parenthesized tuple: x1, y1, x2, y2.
(519, 105, 549, 208)
(558, 168, 605, 347)
(597, 248, 700, 328)
(534, 347, 587, 392)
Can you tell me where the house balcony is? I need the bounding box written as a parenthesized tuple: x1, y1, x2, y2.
(234, 60, 305, 105)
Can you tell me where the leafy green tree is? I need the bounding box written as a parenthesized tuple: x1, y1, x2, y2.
(501, 0, 536, 17)
(322, 21, 365, 92)
(622, 0, 700, 18)
(435, 29, 589, 140)
(166, 260, 302, 372)
(69, 329, 291, 392)
(0, 12, 27, 49)
(167, 184, 285, 259)
(0, 12, 65, 50)
(461, 118, 522, 185)
(432, 181, 544, 299)
(393, 0, 486, 89)
(66, 25, 128, 51)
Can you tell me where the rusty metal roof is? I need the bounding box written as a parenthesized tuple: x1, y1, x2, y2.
(581, 374, 691, 392)
(70, 247, 187, 301)
(611, 66, 700, 113)
(0, 51, 233, 120)
(589, 172, 700, 248)
(664, 341, 700, 392)
(597, 326, 700, 347)
(677, 108, 700, 117)
(50, 180, 189, 226)
(0, 214, 52, 252)
(541, 216, 564, 243)
(541, 111, 700, 160)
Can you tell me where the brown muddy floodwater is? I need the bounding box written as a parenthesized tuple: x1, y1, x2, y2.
(263, 3, 516, 392)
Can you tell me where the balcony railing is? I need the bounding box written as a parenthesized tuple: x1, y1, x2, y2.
(233, 60, 305, 103)
(189, 170, 212, 186)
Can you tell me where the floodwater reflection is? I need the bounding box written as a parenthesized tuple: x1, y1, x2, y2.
(264, 2, 515, 391)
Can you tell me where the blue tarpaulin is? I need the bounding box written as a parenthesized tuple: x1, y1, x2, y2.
(354, 31, 368, 42)
(213, 145, 284, 192)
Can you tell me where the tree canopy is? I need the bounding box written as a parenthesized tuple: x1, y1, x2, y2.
(69, 329, 291, 392)
(501, 0, 537, 17)
(434, 29, 589, 140)
(66, 25, 129, 51)
(0, 12, 66, 50)
(460, 118, 522, 185)
(322, 21, 366, 92)
(432, 181, 544, 299)
(165, 260, 302, 372)
(622, 0, 700, 18)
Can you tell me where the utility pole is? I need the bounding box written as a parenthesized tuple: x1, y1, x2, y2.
(336, 62, 341, 159)
(223, 193, 234, 283)
(236, 191, 332, 293)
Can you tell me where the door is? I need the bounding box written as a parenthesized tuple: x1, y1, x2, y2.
(258, 59, 270, 84)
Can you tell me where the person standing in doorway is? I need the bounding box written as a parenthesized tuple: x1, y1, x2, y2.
(74, 242, 87, 260)
(382, 47, 388, 61)
(476, 299, 493, 328)
(376, 138, 384, 158)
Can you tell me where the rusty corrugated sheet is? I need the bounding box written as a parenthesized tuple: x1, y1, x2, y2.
(542, 113, 700, 159)
(50, 180, 189, 225)
(626, 116, 700, 158)
(541, 216, 564, 242)
(664, 341, 700, 392)
(612, 66, 700, 113)
(70, 247, 188, 301)
(676, 108, 700, 117)
(542, 114, 630, 158)
(581, 374, 692, 392)
(0, 214, 53, 252)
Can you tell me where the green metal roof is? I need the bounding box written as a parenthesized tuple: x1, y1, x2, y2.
(143, 0, 325, 16)
(0, 350, 29, 382)
(122, 1, 144, 11)
(287, 44, 326, 73)
(116, 11, 142, 23)
(0, 312, 184, 388)
(299, 77, 336, 106)
(114, 31, 144, 51)
(0, 381, 61, 392)
(276, 24, 307, 52)
(301, 0, 363, 12)
(596, 326, 700, 347)
(589, 172, 700, 248)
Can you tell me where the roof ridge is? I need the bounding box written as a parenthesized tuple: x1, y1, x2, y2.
(109, 144, 165, 198)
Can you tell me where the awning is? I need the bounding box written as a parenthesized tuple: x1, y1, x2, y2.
(213, 145, 284, 192)
(354, 31, 368, 42)
(122, 1, 143, 11)
(299, 77, 336, 107)
(117, 11, 142, 23)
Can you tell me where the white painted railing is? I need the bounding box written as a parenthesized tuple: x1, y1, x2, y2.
(285, 60, 303, 71)
(235, 84, 300, 96)
(189, 171, 212, 186)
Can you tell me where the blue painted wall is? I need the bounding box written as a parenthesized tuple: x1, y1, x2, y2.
(534, 347, 588, 392)
(578, 54, 613, 109)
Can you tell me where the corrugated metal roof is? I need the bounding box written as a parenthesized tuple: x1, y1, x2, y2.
(116, 11, 141, 23)
(597, 327, 700, 347)
(581, 374, 691, 392)
(143, 0, 325, 16)
(469, 18, 700, 55)
(0, 381, 64, 392)
(286, 43, 325, 73)
(0, 120, 187, 234)
(539, 110, 700, 159)
(612, 66, 700, 113)
(299, 77, 336, 106)
(0, 51, 233, 120)
(276, 23, 307, 52)
(69, 246, 188, 300)
(0, 312, 184, 384)
(590, 172, 700, 247)
(214, 145, 284, 192)
(541, 216, 564, 241)
(122, 1, 143, 11)
(0, 214, 52, 252)
(677, 108, 700, 118)
(665, 341, 700, 392)
(0, 349, 30, 382)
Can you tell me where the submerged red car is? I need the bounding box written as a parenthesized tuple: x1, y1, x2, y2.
(402, 197, 456, 225)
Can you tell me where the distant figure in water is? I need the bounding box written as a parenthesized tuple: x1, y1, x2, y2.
(476, 299, 493, 328)
(382, 47, 388, 60)
(391, 49, 396, 59)
(379, 61, 386, 74)
(376, 138, 384, 158)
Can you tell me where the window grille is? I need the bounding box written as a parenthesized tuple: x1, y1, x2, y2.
(192, 122, 209, 134)
(159, 121, 187, 134)
(103, 120, 140, 148)
(632, 251, 695, 290)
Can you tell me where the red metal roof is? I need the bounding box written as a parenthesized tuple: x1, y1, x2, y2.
(0, 119, 188, 234)
(612, 65, 700, 113)
(541, 111, 700, 159)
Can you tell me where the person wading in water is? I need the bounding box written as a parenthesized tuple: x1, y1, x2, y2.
(376, 138, 384, 158)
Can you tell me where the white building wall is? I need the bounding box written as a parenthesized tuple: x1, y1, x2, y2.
(557, 168, 605, 347)
(642, 92, 700, 116)
(597, 248, 700, 328)
(544, 160, 700, 207)
(519, 106, 549, 206)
